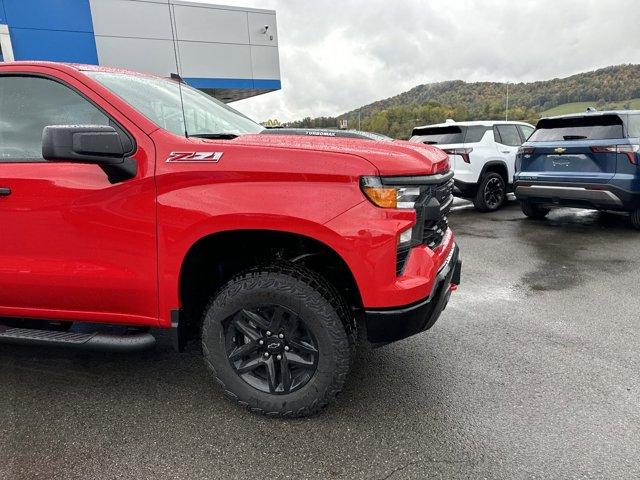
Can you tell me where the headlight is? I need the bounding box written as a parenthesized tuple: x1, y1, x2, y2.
(360, 177, 422, 209)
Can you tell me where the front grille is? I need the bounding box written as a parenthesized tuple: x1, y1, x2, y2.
(434, 178, 455, 205)
(415, 180, 453, 246)
(420, 179, 453, 247)
(396, 173, 454, 275)
(423, 216, 449, 249)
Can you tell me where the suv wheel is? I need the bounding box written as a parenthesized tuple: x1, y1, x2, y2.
(201, 263, 351, 418)
(521, 201, 550, 219)
(473, 172, 506, 212)
(631, 209, 640, 230)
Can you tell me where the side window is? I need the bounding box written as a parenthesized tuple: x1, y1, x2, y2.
(495, 124, 522, 147)
(518, 125, 535, 142)
(464, 126, 490, 143)
(0, 75, 110, 162)
(626, 114, 640, 138)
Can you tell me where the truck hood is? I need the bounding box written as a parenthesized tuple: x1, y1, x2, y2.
(225, 133, 449, 176)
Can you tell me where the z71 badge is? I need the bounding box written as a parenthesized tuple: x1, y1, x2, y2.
(166, 151, 224, 163)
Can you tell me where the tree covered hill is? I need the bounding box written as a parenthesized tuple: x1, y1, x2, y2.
(286, 65, 640, 139)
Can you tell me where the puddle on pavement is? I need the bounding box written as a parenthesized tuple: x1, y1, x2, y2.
(515, 209, 636, 293)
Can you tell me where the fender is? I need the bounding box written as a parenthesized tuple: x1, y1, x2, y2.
(479, 160, 510, 183)
(158, 213, 365, 327)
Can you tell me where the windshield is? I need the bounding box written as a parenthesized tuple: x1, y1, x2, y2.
(410, 126, 465, 145)
(86, 72, 264, 137)
(529, 115, 624, 142)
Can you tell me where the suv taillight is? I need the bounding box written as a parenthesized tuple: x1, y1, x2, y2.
(518, 146, 535, 157)
(591, 145, 639, 165)
(443, 148, 472, 163)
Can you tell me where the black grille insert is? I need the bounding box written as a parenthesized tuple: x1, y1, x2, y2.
(396, 173, 454, 275)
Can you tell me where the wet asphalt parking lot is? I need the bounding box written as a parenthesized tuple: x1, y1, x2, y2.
(1, 199, 639, 480)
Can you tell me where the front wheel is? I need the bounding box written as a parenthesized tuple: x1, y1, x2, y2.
(201, 263, 351, 418)
(520, 201, 550, 219)
(631, 209, 640, 230)
(473, 172, 506, 212)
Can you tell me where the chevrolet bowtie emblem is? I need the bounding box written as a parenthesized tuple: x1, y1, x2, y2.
(554, 147, 566, 154)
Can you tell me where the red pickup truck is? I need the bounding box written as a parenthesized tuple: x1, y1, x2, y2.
(0, 62, 461, 417)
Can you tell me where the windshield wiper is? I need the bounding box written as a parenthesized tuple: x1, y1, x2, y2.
(563, 135, 587, 140)
(423, 141, 439, 145)
(189, 133, 239, 140)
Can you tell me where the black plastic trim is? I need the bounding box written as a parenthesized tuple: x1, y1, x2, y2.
(381, 170, 454, 186)
(365, 244, 461, 345)
(480, 160, 510, 183)
(170, 308, 187, 353)
(103, 158, 138, 184)
(0, 324, 155, 352)
(453, 179, 478, 197)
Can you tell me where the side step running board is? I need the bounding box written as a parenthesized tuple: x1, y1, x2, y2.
(0, 325, 155, 352)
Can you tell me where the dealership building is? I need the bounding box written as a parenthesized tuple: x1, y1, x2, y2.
(0, 0, 280, 102)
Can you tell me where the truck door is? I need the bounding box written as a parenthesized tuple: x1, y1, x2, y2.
(0, 72, 158, 325)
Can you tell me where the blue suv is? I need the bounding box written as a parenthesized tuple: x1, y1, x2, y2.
(514, 110, 640, 229)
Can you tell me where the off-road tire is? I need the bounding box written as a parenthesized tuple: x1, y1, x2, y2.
(631, 209, 640, 230)
(520, 201, 550, 219)
(473, 172, 506, 212)
(201, 262, 351, 418)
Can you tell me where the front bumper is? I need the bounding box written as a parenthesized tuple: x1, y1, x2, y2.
(364, 243, 461, 345)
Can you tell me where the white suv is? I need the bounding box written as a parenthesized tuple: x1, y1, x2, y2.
(410, 120, 535, 211)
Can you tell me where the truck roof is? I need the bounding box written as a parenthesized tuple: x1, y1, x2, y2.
(0, 61, 160, 78)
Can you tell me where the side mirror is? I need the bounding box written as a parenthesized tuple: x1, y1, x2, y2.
(42, 125, 137, 182)
(42, 125, 125, 164)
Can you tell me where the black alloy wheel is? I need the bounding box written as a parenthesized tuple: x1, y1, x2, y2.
(201, 263, 351, 417)
(224, 305, 319, 394)
(483, 176, 505, 210)
(473, 172, 506, 212)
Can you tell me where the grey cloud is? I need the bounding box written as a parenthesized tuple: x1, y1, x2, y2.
(200, 0, 640, 122)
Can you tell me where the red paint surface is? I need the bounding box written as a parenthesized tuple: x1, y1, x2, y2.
(0, 62, 454, 328)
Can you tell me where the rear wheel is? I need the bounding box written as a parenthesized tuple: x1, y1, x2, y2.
(201, 263, 351, 418)
(631, 209, 640, 230)
(521, 201, 550, 219)
(473, 172, 506, 212)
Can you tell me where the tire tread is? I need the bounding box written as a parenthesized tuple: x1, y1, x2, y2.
(631, 209, 640, 230)
(520, 200, 550, 219)
(201, 262, 351, 418)
(473, 172, 506, 212)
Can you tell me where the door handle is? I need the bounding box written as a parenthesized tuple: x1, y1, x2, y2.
(0, 187, 11, 196)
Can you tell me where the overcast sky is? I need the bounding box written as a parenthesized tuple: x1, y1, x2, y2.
(196, 0, 640, 122)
